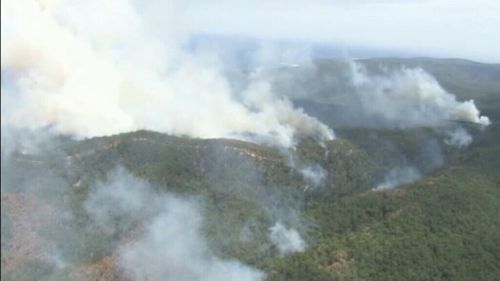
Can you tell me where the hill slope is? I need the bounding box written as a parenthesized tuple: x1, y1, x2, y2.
(1, 58, 499, 281)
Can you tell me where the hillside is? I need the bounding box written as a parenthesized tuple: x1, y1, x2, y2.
(1, 58, 499, 281)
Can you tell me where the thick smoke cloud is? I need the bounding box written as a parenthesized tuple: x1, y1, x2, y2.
(2, 0, 489, 148)
(1, 0, 333, 147)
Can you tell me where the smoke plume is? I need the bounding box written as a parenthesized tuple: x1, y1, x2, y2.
(84, 167, 150, 236)
(299, 164, 327, 189)
(348, 62, 491, 127)
(373, 166, 421, 191)
(1, 0, 333, 147)
(119, 196, 265, 281)
(86, 167, 265, 281)
(268, 222, 306, 255)
(444, 127, 473, 148)
(272, 60, 491, 131)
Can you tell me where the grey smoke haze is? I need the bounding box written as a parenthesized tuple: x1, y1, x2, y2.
(0, 152, 82, 274)
(268, 222, 306, 256)
(0, 127, 61, 161)
(279, 146, 329, 190)
(203, 143, 308, 231)
(417, 138, 444, 174)
(1, 153, 268, 280)
(444, 127, 473, 148)
(84, 167, 150, 235)
(1, 125, 313, 278)
(299, 164, 327, 189)
(119, 198, 264, 281)
(373, 166, 421, 191)
(196, 143, 311, 260)
(121, 198, 264, 281)
(87, 167, 265, 281)
(371, 137, 445, 191)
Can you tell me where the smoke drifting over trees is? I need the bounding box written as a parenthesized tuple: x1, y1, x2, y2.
(1, 0, 334, 148)
(1, 1, 497, 280)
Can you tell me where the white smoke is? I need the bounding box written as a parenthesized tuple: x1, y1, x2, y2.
(279, 147, 329, 189)
(349, 62, 491, 127)
(85, 167, 265, 281)
(268, 222, 306, 255)
(299, 164, 327, 189)
(84, 167, 150, 235)
(373, 166, 421, 191)
(0, 127, 57, 160)
(1, 0, 333, 147)
(121, 196, 265, 281)
(444, 127, 473, 148)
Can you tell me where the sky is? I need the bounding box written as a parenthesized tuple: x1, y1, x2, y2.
(177, 0, 500, 63)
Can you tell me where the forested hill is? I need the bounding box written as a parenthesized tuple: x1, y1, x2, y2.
(1, 58, 500, 281)
(3, 120, 499, 280)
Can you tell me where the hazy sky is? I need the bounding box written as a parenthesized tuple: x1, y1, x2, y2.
(176, 0, 500, 62)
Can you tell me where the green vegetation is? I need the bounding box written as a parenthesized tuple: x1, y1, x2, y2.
(2, 58, 499, 280)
